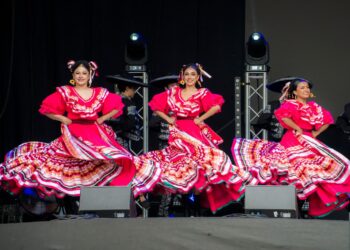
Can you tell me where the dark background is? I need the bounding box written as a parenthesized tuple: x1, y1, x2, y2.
(0, 0, 245, 157)
(246, 0, 350, 116)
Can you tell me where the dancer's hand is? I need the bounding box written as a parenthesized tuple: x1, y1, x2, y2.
(312, 130, 319, 138)
(167, 117, 176, 125)
(294, 127, 303, 136)
(96, 117, 106, 124)
(61, 117, 72, 125)
(194, 117, 203, 125)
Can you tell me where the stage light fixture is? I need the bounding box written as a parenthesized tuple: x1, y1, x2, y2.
(252, 33, 261, 41)
(245, 32, 269, 67)
(130, 33, 139, 41)
(125, 32, 148, 66)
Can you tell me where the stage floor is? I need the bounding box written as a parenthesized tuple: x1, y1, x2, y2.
(0, 217, 348, 250)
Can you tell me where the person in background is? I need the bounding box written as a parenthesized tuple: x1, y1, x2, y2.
(105, 75, 147, 151)
(336, 102, 350, 143)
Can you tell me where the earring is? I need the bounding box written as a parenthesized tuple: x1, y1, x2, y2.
(310, 93, 315, 98)
(69, 79, 75, 85)
(179, 80, 185, 85)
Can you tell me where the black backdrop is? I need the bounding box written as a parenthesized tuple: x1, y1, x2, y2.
(0, 0, 245, 157)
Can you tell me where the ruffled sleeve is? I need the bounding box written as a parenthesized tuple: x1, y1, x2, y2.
(149, 91, 169, 113)
(102, 92, 124, 119)
(274, 101, 296, 129)
(307, 101, 334, 130)
(201, 89, 225, 112)
(319, 106, 334, 129)
(39, 91, 66, 115)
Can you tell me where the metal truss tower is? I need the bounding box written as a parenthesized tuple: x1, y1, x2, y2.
(244, 65, 269, 139)
(126, 66, 149, 155)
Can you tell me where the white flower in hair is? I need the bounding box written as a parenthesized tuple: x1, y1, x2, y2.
(67, 60, 75, 72)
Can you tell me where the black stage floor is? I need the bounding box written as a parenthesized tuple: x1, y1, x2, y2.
(0, 217, 349, 250)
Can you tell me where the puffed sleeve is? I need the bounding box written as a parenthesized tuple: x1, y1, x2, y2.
(102, 92, 124, 119)
(274, 101, 295, 129)
(201, 89, 225, 112)
(319, 107, 334, 129)
(308, 101, 334, 130)
(39, 91, 66, 115)
(149, 91, 169, 113)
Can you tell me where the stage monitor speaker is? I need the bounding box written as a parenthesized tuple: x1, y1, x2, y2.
(245, 185, 298, 218)
(79, 186, 131, 218)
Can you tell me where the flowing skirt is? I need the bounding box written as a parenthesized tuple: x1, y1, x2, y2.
(0, 123, 135, 198)
(132, 125, 256, 213)
(231, 132, 350, 217)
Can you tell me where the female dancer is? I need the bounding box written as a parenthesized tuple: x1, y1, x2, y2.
(0, 60, 135, 198)
(132, 63, 255, 213)
(232, 78, 350, 217)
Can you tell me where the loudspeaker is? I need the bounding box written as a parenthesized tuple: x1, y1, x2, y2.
(245, 185, 298, 218)
(79, 186, 132, 218)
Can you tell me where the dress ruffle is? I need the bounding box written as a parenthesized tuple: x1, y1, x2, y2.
(1, 86, 134, 198)
(133, 126, 256, 213)
(0, 124, 134, 198)
(232, 131, 350, 217)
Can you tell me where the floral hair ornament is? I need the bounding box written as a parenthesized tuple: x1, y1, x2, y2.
(88, 61, 99, 85)
(279, 81, 291, 101)
(178, 63, 212, 86)
(196, 63, 212, 82)
(67, 60, 75, 72)
(67, 60, 76, 85)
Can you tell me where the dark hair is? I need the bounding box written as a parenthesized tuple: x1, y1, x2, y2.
(183, 63, 201, 75)
(287, 79, 313, 99)
(117, 84, 136, 93)
(179, 63, 202, 89)
(70, 60, 91, 73)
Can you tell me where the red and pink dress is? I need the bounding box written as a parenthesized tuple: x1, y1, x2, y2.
(0, 85, 135, 198)
(232, 99, 350, 217)
(132, 86, 256, 213)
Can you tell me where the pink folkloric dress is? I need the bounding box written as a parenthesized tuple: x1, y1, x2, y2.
(132, 86, 256, 213)
(231, 99, 350, 217)
(0, 85, 135, 198)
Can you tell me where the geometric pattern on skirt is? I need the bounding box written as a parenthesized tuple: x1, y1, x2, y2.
(132, 126, 256, 212)
(0, 124, 132, 198)
(232, 134, 350, 216)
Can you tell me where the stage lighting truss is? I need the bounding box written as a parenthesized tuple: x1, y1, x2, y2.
(124, 70, 149, 219)
(124, 33, 149, 218)
(123, 33, 149, 158)
(243, 32, 270, 139)
(244, 70, 268, 139)
(234, 77, 242, 138)
(126, 71, 149, 157)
